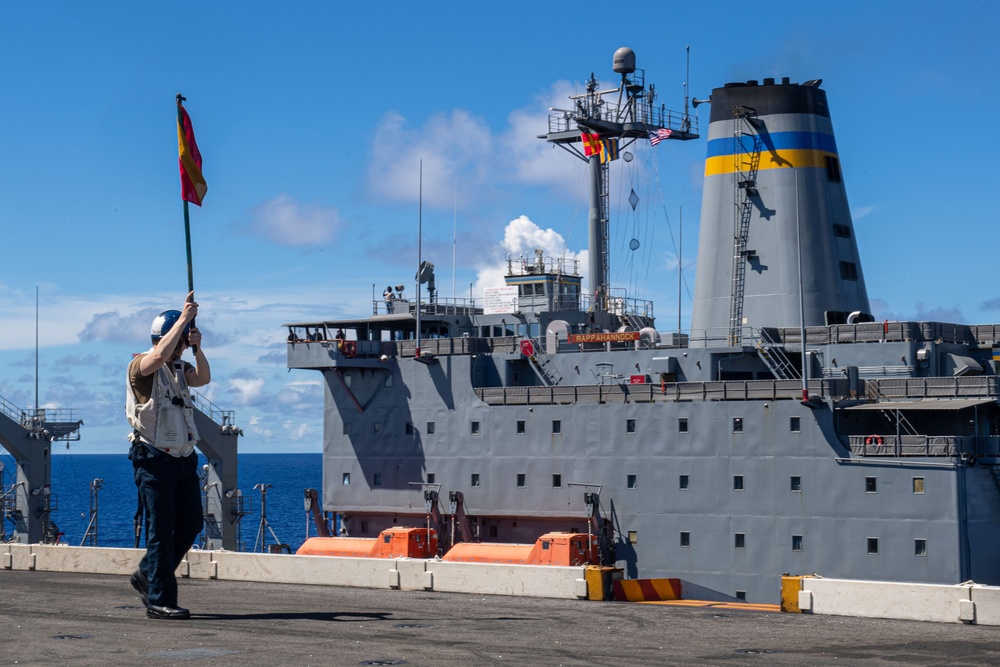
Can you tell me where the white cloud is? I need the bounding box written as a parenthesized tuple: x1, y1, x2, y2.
(242, 194, 343, 246)
(283, 419, 313, 441)
(472, 215, 588, 296)
(227, 376, 267, 405)
(852, 205, 876, 220)
(366, 81, 586, 211)
(79, 308, 159, 344)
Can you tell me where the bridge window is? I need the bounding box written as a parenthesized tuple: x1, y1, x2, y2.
(626, 418, 636, 434)
(516, 420, 526, 434)
(680, 532, 690, 547)
(552, 474, 562, 488)
(790, 416, 801, 432)
(471, 473, 480, 487)
(427, 473, 435, 484)
(865, 476, 877, 493)
(867, 537, 879, 554)
(733, 475, 744, 491)
(627, 474, 637, 489)
(426, 421, 435, 435)
(678, 418, 688, 433)
(733, 417, 743, 433)
(735, 533, 746, 549)
(914, 539, 927, 556)
(679, 474, 689, 490)
(628, 531, 638, 545)
(373, 422, 382, 435)
(833, 223, 851, 238)
(790, 476, 802, 492)
(343, 422, 350, 436)
(792, 535, 803, 551)
(735, 591, 747, 601)
(552, 420, 562, 434)
(373, 473, 382, 487)
(342, 473, 350, 485)
(471, 420, 480, 435)
(912, 477, 925, 494)
(516, 473, 526, 488)
(405, 422, 413, 435)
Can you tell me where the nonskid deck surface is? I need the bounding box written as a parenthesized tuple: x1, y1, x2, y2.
(3, 570, 998, 667)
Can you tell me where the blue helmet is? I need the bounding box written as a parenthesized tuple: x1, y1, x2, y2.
(150, 310, 190, 345)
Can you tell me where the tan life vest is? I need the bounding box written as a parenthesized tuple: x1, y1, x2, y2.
(126, 352, 200, 457)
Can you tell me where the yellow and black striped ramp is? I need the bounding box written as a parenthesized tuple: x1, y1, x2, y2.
(612, 578, 682, 602)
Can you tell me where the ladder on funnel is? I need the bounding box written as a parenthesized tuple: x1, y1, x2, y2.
(728, 106, 762, 346)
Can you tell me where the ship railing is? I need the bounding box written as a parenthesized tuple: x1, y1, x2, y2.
(506, 254, 580, 277)
(0, 394, 22, 423)
(867, 377, 1000, 400)
(545, 104, 698, 137)
(190, 391, 236, 430)
(848, 435, 1000, 459)
(373, 297, 479, 317)
(688, 326, 758, 348)
(395, 336, 518, 357)
(475, 378, 850, 406)
(692, 321, 1000, 349)
(0, 394, 80, 430)
(772, 321, 982, 346)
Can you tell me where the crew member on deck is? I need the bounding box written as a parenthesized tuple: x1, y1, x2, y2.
(383, 285, 395, 312)
(125, 292, 210, 620)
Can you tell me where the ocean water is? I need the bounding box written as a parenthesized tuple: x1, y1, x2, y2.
(1, 452, 323, 553)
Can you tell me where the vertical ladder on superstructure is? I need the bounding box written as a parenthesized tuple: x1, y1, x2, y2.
(728, 106, 762, 346)
(598, 160, 611, 308)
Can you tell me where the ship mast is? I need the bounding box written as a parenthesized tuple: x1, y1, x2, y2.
(540, 47, 697, 314)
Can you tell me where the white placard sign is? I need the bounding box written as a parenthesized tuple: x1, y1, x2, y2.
(483, 286, 518, 315)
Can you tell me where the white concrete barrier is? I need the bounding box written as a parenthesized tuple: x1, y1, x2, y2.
(970, 584, 1000, 625)
(785, 575, 1000, 625)
(2, 544, 140, 575)
(426, 560, 588, 599)
(803, 578, 972, 624)
(2, 544, 589, 600)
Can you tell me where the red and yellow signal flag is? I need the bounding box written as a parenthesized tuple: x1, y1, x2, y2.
(177, 103, 207, 206)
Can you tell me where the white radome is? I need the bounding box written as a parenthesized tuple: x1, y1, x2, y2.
(380, 354, 389, 362)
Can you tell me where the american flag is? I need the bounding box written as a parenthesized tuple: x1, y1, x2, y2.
(648, 128, 672, 146)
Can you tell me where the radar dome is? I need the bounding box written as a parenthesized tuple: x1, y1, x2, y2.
(613, 47, 636, 74)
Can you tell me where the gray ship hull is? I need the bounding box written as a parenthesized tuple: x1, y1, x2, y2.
(286, 61, 1000, 603)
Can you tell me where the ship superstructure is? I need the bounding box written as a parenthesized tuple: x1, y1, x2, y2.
(286, 50, 1000, 602)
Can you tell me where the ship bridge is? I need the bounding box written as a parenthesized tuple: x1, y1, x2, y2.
(504, 251, 582, 315)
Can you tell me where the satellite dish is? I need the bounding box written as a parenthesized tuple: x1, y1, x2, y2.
(629, 238, 640, 251)
(623, 151, 633, 162)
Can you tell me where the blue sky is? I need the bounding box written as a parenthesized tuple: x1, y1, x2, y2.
(1, 1, 997, 454)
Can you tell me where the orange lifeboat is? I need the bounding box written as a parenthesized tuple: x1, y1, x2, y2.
(296, 527, 437, 559)
(442, 532, 598, 566)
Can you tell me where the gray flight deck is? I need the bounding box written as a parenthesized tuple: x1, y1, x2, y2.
(3, 569, 999, 666)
